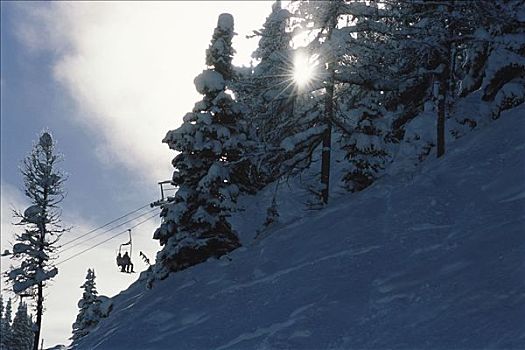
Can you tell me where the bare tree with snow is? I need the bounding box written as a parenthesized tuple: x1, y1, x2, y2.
(5, 131, 67, 350)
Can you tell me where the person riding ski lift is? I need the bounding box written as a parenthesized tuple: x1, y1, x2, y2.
(116, 253, 124, 271)
(122, 251, 134, 273)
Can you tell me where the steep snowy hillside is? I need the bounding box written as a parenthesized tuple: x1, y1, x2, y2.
(76, 108, 525, 350)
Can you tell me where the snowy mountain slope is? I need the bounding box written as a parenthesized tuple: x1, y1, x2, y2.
(76, 107, 525, 350)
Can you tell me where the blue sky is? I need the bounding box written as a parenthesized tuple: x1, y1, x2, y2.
(1, 1, 274, 346)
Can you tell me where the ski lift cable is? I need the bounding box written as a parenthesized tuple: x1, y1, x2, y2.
(59, 207, 159, 255)
(56, 213, 159, 266)
(60, 207, 158, 253)
(60, 203, 152, 247)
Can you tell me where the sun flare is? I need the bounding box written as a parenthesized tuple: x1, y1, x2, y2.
(293, 52, 315, 88)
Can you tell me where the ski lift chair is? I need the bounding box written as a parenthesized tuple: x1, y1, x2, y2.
(116, 229, 134, 273)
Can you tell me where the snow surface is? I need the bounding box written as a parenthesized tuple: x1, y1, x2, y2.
(76, 107, 525, 349)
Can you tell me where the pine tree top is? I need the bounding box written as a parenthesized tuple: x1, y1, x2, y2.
(206, 13, 236, 80)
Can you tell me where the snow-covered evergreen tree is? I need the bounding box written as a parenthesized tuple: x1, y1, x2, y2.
(289, 0, 395, 195)
(341, 97, 391, 191)
(151, 13, 247, 283)
(71, 269, 108, 343)
(5, 131, 66, 350)
(459, 0, 525, 120)
(330, 1, 396, 191)
(286, 1, 463, 191)
(249, 0, 294, 147)
(278, 0, 348, 203)
(10, 302, 33, 350)
(206, 13, 236, 81)
(230, 1, 300, 186)
(381, 0, 524, 150)
(383, 1, 481, 157)
(1, 298, 13, 350)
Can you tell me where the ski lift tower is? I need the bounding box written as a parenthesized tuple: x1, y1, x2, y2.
(150, 180, 177, 207)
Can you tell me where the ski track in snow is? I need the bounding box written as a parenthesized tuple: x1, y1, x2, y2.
(499, 190, 525, 203)
(215, 318, 297, 350)
(409, 223, 452, 231)
(212, 245, 381, 298)
(215, 304, 315, 350)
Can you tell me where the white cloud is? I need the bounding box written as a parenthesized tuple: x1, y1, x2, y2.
(15, 1, 273, 183)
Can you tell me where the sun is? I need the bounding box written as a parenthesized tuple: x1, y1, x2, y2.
(293, 51, 315, 89)
(263, 49, 319, 102)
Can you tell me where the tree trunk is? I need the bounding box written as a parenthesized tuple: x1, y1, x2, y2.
(33, 283, 43, 350)
(33, 186, 48, 350)
(321, 17, 336, 204)
(321, 70, 334, 204)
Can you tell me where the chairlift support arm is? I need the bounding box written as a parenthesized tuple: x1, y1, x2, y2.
(158, 180, 171, 201)
(150, 180, 177, 207)
(118, 229, 133, 256)
(128, 229, 132, 260)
